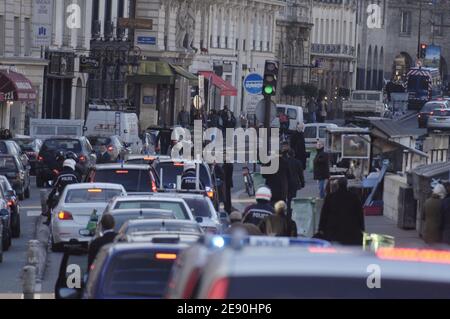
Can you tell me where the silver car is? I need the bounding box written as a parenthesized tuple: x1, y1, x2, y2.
(427, 108, 450, 131)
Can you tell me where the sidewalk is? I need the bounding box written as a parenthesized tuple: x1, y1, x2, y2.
(231, 171, 427, 248)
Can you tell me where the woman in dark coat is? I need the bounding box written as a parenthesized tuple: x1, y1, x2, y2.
(313, 141, 330, 199)
(318, 177, 364, 246)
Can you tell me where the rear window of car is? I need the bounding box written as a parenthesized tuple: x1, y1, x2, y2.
(224, 276, 450, 299)
(422, 102, 445, 112)
(182, 198, 212, 218)
(88, 137, 112, 146)
(304, 127, 317, 139)
(102, 251, 178, 298)
(0, 157, 18, 172)
(114, 200, 189, 219)
(93, 169, 155, 193)
(65, 189, 123, 203)
(42, 139, 82, 153)
(155, 162, 211, 189)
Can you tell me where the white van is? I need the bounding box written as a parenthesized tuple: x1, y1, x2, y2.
(304, 123, 338, 151)
(272, 104, 304, 131)
(84, 111, 142, 153)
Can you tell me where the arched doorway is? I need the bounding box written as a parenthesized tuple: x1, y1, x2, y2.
(75, 78, 83, 120)
(393, 52, 413, 82)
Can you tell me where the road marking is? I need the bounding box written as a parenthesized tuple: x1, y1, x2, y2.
(27, 211, 42, 217)
(21, 206, 42, 209)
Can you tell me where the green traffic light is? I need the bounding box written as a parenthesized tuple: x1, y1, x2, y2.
(264, 85, 274, 95)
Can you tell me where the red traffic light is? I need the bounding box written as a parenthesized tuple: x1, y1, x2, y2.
(421, 44, 427, 49)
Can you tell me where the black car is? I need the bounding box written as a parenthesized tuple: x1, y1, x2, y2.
(0, 140, 30, 169)
(13, 137, 42, 175)
(0, 206, 11, 253)
(0, 155, 30, 200)
(36, 137, 97, 187)
(0, 176, 20, 237)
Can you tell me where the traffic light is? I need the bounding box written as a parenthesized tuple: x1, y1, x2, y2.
(420, 43, 427, 59)
(262, 60, 279, 96)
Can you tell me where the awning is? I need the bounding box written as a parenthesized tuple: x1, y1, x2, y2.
(127, 61, 175, 85)
(198, 71, 237, 96)
(169, 64, 198, 84)
(0, 70, 36, 102)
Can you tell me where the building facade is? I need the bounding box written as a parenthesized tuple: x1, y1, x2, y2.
(310, 0, 358, 98)
(0, 0, 47, 135)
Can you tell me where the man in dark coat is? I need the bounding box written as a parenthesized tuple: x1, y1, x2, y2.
(88, 214, 118, 269)
(290, 122, 307, 170)
(223, 162, 234, 214)
(97, 144, 112, 164)
(317, 177, 364, 246)
(282, 145, 305, 216)
(440, 182, 450, 244)
(262, 154, 289, 205)
(313, 141, 330, 199)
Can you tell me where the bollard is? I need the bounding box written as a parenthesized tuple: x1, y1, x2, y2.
(27, 240, 40, 268)
(40, 189, 48, 215)
(22, 265, 36, 299)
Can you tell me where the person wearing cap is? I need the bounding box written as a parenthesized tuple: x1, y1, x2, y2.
(243, 187, 275, 226)
(44, 159, 80, 225)
(313, 140, 330, 199)
(180, 162, 205, 190)
(224, 211, 263, 236)
(424, 183, 446, 244)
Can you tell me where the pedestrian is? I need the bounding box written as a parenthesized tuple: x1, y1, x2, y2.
(313, 141, 330, 199)
(208, 109, 220, 128)
(181, 162, 204, 190)
(177, 107, 190, 128)
(262, 152, 289, 205)
(243, 186, 275, 226)
(88, 214, 118, 269)
(290, 122, 307, 170)
(259, 201, 297, 237)
(156, 126, 172, 155)
(316, 98, 327, 123)
(424, 183, 446, 244)
(306, 98, 317, 123)
(224, 211, 263, 236)
(440, 182, 450, 244)
(317, 177, 364, 245)
(282, 145, 305, 216)
(223, 162, 234, 214)
(96, 144, 112, 164)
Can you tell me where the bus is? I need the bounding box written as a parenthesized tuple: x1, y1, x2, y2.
(406, 67, 442, 110)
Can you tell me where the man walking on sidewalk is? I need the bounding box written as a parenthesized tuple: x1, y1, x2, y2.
(313, 141, 330, 199)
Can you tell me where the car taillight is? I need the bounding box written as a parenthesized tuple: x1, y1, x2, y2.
(107, 146, 113, 152)
(58, 211, 73, 220)
(418, 114, 421, 118)
(7, 200, 14, 207)
(207, 278, 229, 299)
(79, 155, 86, 162)
(152, 180, 158, 192)
(207, 190, 214, 199)
(38, 155, 44, 162)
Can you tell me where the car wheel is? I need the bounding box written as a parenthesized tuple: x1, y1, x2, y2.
(25, 187, 30, 199)
(36, 174, 44, 188)
(11, 213, 20, 238)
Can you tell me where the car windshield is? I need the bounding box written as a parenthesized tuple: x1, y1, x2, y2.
(93, 169, 154, 193)
(182, 198, 212, 218)
(0, 157, 17, 172)
(14, 139, 35, 150)
(41, 139, 82, 153)
(422, 103, 445, 112)
(155, 162, 211, 189)
(102, 251, 178, 298)
(304, 127, 316, 139)
(114, 200, 189, 219)
(113, 213, 175, 231)
(65, 189, 123, 203)
(126, 222, 202, 235)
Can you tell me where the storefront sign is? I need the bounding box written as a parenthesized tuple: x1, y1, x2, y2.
(80, 56, 100, 73)
(137, 36, 156, 45)
(143, 96, 155, 105)
(118, 18, 153, 30)
(33, 0, 53, 46)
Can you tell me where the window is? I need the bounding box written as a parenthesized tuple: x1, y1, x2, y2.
(14, 17, 20, 56)
(400, 11, 411, 35)
(287, 109, 297, 120)
(304, 127, 317, 139)
(433, 13, 444, 36)
(0, 16, 4, 55)
(24, 18, 31, 56)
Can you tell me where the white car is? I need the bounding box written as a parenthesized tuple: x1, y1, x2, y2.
(50, 183, 127, 251)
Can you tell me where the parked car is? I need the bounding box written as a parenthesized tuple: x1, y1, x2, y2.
(418, 100, 449, 128)
(272, 104, 304, 131)
(83, 243, 188, 299)
(13, 136, 42, 175)
(304, 123, 339, 153)
(0, 176, 20, 237)
(36, 137, 97, 187)
(85, 164, 159, 194)
(50, 183, 126, 251)
(427, 108, 450, 131)
(141, 132, 157, 155)
(87, 135, 130, 162)
(0, 155, 31, 200)
(0, 140, 30, 169)
(0, 205, 11, 252)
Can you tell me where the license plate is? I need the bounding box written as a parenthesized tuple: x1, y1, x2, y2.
(249, 237, 290, 247)
(437, 117, 448, 121)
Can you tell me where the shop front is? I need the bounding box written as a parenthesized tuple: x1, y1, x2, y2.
(0, 69, 37, 134)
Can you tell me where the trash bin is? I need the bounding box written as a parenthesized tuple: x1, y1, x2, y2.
(291, 197, 323, 238)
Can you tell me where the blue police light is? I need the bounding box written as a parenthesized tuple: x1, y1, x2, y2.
(211, 236, 225, 248)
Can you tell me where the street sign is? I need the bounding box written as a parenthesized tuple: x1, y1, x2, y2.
(118, 18, 153, 30)
(80, 56, 100, 73)
(137, 36, 156, 45)
(193, 95, 202, 109)
(244, 73, 263, 95)
(32, 0, 53, 47)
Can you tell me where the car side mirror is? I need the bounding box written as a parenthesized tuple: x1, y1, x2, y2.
(58, 287, 81, 299)
(0, 209, 9, 216)
(195, 217, 204, 224)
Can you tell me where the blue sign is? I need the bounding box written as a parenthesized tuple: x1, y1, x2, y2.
(244, 73, 263, 95)
(143, 96, 155, 105)
(137, 36, 156, 45)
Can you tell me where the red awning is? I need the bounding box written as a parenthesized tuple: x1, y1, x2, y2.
(198, 71, 237, 97)
(0, 70, 37, 102)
